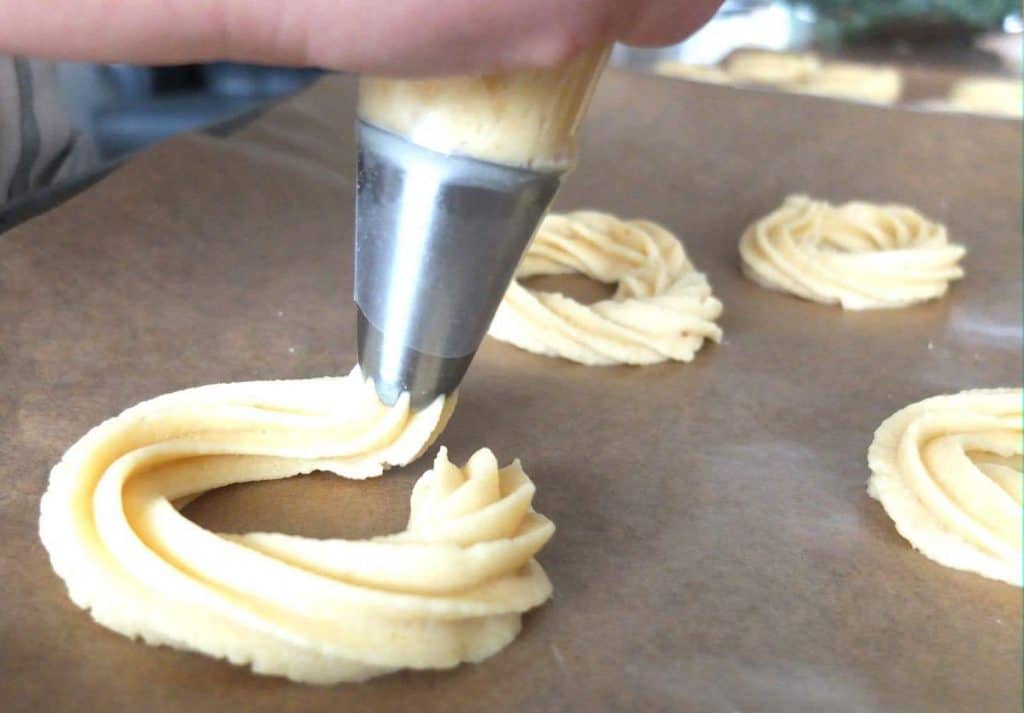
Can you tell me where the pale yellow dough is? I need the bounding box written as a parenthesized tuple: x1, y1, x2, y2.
(947, 77, 1023, 119)
(787, 62, 902, 104)
(867, 389, 1022, 586)
(39, 371, 555, 684)
(359, 47, 608, 169)
(724, 50, 822, 85)
(652, 61, 732, 84)
(711, 51, 903, 104)
(739, 195, 965, 310)
(488, 211, 723, 365)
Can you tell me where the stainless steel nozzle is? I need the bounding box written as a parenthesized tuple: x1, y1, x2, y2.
(354, 121, 564, 408)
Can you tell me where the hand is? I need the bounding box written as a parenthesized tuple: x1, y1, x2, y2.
(0, 0, 723, 75)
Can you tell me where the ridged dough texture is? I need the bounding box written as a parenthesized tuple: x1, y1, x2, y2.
(739, 195, 965, 310)
(488, 211, 723, 365)
(867, 389, 1022, 586)
(39, 372, 555, 684)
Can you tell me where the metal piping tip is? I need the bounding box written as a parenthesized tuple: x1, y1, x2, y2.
(353, 121, 565, 409)
(356, 306, 473, 408)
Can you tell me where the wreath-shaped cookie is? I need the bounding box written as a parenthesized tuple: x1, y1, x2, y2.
(489, 211, 723, 365)
(739, 195, 965, 310)
(868, 389, 1022, 586)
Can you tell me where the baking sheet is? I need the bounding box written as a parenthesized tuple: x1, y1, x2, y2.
(1, 70, 1020, 713)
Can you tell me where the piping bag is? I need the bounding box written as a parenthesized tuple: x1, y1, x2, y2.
(354, 48, 609, 407)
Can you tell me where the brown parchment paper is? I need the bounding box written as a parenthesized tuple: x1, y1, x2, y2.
(1, 70, 1021, 713)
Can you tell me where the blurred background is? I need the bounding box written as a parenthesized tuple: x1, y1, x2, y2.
(46, 0, 1020, 166)
(613, 0, 1022, 69)
(55, 63, 323, 161)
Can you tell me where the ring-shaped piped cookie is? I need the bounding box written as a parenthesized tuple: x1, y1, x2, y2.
(787, 62, 902, 104)
(724, 50, 821, 84)
(948, 77, 1023, 118)
(39, 371, 554, 684)
(488, 211, 723, 365)
(739, 195, 966, 310)
(867, 388, 1022, 586)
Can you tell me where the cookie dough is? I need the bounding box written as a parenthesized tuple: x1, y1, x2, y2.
(359, 47, 608, 169)
(947, 77, 1023, 119)
(788, 62, 902, 104)
(39, 372, 555, 683)
(713, 51, 904, 104)
(739, 195, 965, 310)
(652, 61, 731, 84)
(724, 50, 821, 85)
(488, 211, 723, 365)
(655, 52, 903, 105)
(868, 389, 1022, 586)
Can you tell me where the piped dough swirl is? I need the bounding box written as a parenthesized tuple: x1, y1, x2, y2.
(39, 372, 555, 683)
(739, 195, 965, 309)
(788, 62, 902, 104)
(948, 77, 1023, 118)
(724, 50, 822, 84)
(726, 52, 902, 104)
(488, 211, 723, 365)
(868, 389, 1022, 586)
(657, 53, 901, 104)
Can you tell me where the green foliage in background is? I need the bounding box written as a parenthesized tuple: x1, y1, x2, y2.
(803, 0, 1018, 43)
